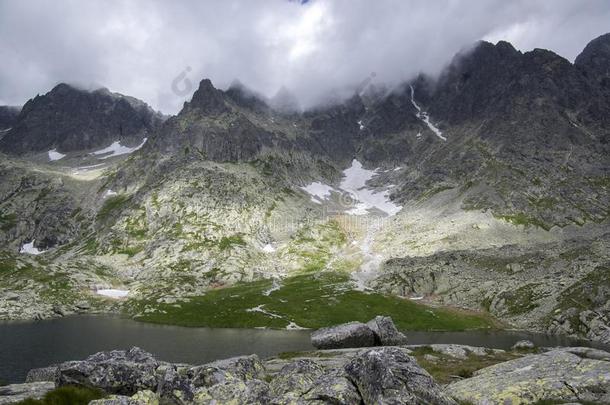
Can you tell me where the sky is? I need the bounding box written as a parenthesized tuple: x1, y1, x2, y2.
(1, 0, 609, 114)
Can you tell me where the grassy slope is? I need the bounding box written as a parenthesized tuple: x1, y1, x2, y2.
(128, 272, 496, 330)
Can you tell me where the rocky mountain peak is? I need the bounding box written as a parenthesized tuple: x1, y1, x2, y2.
(183, 78, 229, 115)
(0, 83, 163, 155)
(576, 32, 610, 88)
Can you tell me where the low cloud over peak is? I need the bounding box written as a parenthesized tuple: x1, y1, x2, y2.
(1, 0, 609, 114)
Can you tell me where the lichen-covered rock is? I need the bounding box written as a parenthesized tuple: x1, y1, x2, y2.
(302, 369, 362, 405)
(366, 316, 408, 345)
(0, 382, 55, 405)
(193, 379, 270, 404)
(269, 359, 324, 402)
(344, 347, 457, 405)
(89, 389, 159, 405)
(311, 322, 376, 349)
(58, 347, 160, 395)
(446, 348, 610, 404)
(156, 364, 194, 404)
(188, 354, 265, 388)
(25, 365, 59, 383)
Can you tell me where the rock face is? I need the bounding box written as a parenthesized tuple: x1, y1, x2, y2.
(311, 321, 376, 349)
(0, 83, 163, 155)
(446, 347, 610, 404)
(311, 316, 407, 349)
(0, 106, 20, 131)
(345, 347, 457, 405)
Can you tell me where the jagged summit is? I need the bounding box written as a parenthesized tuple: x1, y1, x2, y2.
(182, 79, 229, 116)
(576, 32, 610, 89)
(0, 83, 163, 155)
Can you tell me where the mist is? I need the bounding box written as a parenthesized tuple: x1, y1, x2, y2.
(1, 0, 609, 113)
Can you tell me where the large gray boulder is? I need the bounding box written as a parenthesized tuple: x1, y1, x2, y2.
(58, 347, 160, 395)
(302, 369, 362, 405)
(188, 354, 265, 388)
(366, 316, 408, 345)
(344, 347, 457, 405)
(269, 359, 324, 401)
(25, 365, 60, 383)
(193, 379, 270, 404)
(446, 347, 610, 404)
(311, 321, 376, 349)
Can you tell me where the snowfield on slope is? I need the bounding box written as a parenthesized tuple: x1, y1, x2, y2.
(339, 160, 402, 216)
(409, 85, 446, 141)
(95, 289, 129, 299)
(19, 240, 47, 255)
(299, 182, 337, 204)
(300, 160, 402, 216)
(91, 138, 147, 159)
(48, 149, 66, 161)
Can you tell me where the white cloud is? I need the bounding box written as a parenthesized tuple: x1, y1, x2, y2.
(0, 0, 609, 113)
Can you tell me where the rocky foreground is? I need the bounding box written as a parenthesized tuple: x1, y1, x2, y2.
(2, 317, 610, 404)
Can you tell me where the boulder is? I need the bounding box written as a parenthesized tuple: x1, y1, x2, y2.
(0, 382, 55, 405)
(58, 347, 160, 395)
(344, 347, 457, 404)
(302, 369, 362, 405)
(188, 354, 265, 388)
(156, 364, 194, 404)
(311, 322, 376, 349)
(25, 365, 59, 383)
(446, 348, 610, 404)
(366, 316, 408, 345)
(269, 359, 324, 401)
(89, 389, 159, 405)
(193, 379, 270, 404)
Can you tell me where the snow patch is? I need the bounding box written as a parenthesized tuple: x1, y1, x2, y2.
(340, 160, 402, 216)
(357, 120, 365, 130)
(91, 138, 147, 160)
(48, 149, 66, 161)
(246, 304, 283, 318)
(103, 189, 118, 198)
(95, 289, 129, 299)
(1, 127, 12, 132)
(300, 182, 337, 204)
(409, 296, 424, 301)
(262, 243, 276, 253)
(20, 240, 47, 255)
(286, 321, 308, 330)
(409, 85, 446, 141)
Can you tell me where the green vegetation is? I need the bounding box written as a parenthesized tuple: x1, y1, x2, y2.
(410, 346, 520, 384)
(550, 264, 610, 331)
(15, 386, 105, 405)
(129, 272, 496, 330)
(97, 195, 131, 221)
(288, 220, 347, 273)
(494, 213, 551, 231)
(499, 283, 546, 316)
(218, 234, 246, 250)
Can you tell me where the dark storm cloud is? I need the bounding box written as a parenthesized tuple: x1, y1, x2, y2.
(1, 0, 609, 113)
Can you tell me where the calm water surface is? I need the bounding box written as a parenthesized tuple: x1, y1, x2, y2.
(1, 315, 606, 384)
